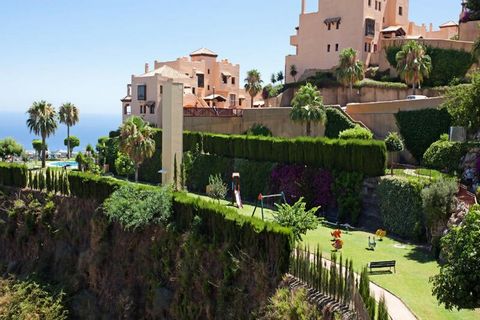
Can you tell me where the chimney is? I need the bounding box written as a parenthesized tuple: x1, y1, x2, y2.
(429, 23, 433, 32)
(145, 63, 150, 73)
(301, 0, 306, 14)
(127, 84, 132, 96)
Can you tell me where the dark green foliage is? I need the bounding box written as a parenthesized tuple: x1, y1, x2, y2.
(202, 133, 386, 177)
(186, 154, 233, 194)
(103, 184, 173, 230)
(206, 174, 228, 201)
(377, 295, 389, 320)
(233, 159, 274, 201)
(395, 108, 452, 161)
(273, 198, 320, 242)
(359, 266, 376, 319)
(386, 46, 473, 87)
(244, 123, 273, 137)
(139, 128, 162, 183)
(333, 172, 364, 225)
(67, 171, 131, 203)
(183, 131, 203, 152)
(0, 162, 28, 188)
(378, 177, 427, 240)
(431, 205, 480, 310)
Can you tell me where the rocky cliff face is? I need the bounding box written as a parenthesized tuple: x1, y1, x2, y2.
(0, 189, 281, 319)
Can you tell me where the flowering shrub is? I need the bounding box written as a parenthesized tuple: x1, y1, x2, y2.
(270, 164, 305, 204)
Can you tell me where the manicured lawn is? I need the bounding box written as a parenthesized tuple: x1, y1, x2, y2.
(188, 192, 480, 320)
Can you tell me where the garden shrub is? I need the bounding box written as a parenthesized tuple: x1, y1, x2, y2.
(377, 177, 427, 240)
(386, 46, 473, 87)
(354, 78, 408, 89)
(138, 128, 162, 183)
(244, 123, 273, 137)
(395, 108, 452, 161)
(261, 288, 322, 319)
(423, 138, 467, 173)
(206, 174, 228, 201)
(186, 154, 233, 194)
(0, 162, 27, 188)
(324, 107, 356, 138)
(103, 184, 173, 230)
(339, 125, 373, 140)
(333, 171, 364, 225)
(273, 198, 320, 242)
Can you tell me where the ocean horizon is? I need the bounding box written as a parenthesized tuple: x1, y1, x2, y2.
(0, 111, 122, 152)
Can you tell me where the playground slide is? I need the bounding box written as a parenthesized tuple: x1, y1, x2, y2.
(234, 190, 243, 208)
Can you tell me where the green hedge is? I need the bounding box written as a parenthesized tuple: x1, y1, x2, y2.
(172, 192, 292, 275)
(395, 108, 452, 161)
(354, 78, 408, 89)
(386, 46, 473, 87)
(377, 177, 427, 240)
(325, 107, 356, 138)
(202, 134, 386, 177)
(0, 163, 27, 188)
(423, 140, 476, 173)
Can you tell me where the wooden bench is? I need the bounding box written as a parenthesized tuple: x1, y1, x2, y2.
(368, 260, 396, 273)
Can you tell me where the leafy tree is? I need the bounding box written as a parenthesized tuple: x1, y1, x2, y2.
(63, 135, 80, 155)
(290, 64, 298, 82)
(441, 71, 480, 133)
(244, 69, 263, 108)
(0, 137, 23, 161)
(58, 102, 79, 158)
(276, 71, 284, 84)
(32, 140, 46, 162)
(26, 101, 57, 168)
(336, 48, 364, 97)
(115, 153, 134, 180)
(290, 83, 327, 136)
(96, 136, 109, 166)
(85, 144, 95, 155)
(119, 116, 156, 182)
(384, 132, 404, 175)
(431, 205, 480, 310)
(421, 179, 458, 243)
(466, 0, 480, 20)
(395, 41, 432, 94)
(273, 198, 320, 242)
(206, 174, 228, 202)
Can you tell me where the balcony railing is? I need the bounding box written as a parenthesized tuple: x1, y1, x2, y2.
(184, 107, 244, 117)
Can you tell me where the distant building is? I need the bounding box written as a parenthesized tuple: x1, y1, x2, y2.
(285, 0, 460, 83)
(121, 48, 254, 126)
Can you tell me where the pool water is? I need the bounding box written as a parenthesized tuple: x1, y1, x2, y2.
(47, 161, 79, 169)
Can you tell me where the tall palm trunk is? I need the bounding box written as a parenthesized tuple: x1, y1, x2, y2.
(306, 121, 311, 136)
(41, 135, 46, 168)
(251, 96, 254, 108)
(67, 125, 71, 158)
(412, 82, 416, 95)
(135, 164, 139, 182)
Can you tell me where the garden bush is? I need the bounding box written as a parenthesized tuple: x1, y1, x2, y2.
(423, 138, 466, 173)
(377, 177, 427, 240)
(244, 123, 273, 137)
(103, 184, 173, 230)
(333, 171, 364, 225)
(186, 154, 233, 194)
(338, 125, 373, 140)
(325, 107, 356, 138)
(0, 162, 27, 188)
(395, 108, 452, 161)
(386, 46, 473, 87)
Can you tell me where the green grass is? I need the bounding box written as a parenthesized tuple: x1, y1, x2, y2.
(188, 192, 479, 320)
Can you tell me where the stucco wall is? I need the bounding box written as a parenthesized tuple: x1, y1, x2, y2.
(459, 20, 480, 42)
(345, 97, 444, 139)
(183, 107, 325, 138)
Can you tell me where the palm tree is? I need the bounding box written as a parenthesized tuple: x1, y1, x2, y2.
(395, 41, 432, 95)
(289, 83, 327, 136)
(245, 69, 263, 108)
(26, 101, 57, 168)
(271, 73, 277, 85)
(119, 116, 155, 182)
(277, 71, 284, 84)
(290, 64, 298, 82)
(59, 102, 80, 158)
(336, 48, 364, 98)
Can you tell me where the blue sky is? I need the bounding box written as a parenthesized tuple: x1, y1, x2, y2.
(0, 0, 461, 115)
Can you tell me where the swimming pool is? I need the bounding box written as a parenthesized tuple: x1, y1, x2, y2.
(47, 161, 78, 169)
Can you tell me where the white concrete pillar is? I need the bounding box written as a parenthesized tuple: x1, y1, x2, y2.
(162, 80, 183, 188)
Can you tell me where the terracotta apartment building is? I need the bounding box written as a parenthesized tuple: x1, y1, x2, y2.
(285, 0, 460, 83)
(121, 48, 253, 126)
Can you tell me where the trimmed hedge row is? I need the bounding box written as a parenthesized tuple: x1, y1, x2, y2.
(395, 108, 452, 161)
(202, 134, 386, 176)
(0, 163, 28, 188)
(172, 192, 292, 275)
(324, 107, 356, 138)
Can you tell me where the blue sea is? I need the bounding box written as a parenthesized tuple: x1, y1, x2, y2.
(0, 111, 122, 152)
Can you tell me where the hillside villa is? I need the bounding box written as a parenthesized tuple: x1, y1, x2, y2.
(285, 0, 465, 83)
(121, 48, 260, 126)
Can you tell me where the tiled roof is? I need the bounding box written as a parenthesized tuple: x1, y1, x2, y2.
(139, 65, 189, 80)
(439, 21, 458, 28)
(190, 48, 218, 57)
